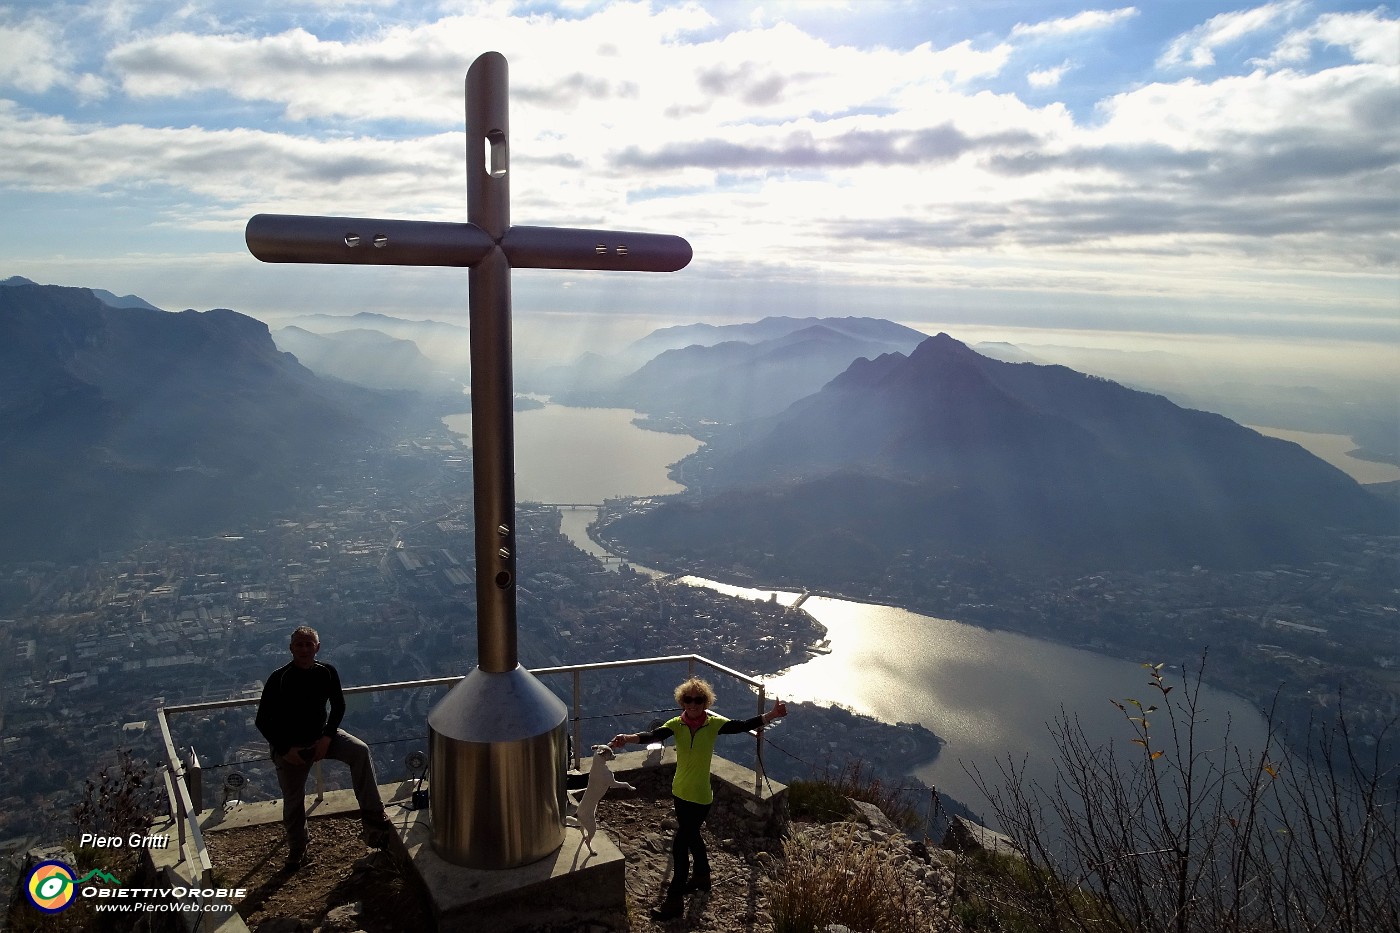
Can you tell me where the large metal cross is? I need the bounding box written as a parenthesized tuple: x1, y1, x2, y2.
(247, 51, 691, 869)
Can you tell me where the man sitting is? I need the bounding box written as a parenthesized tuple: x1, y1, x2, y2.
(255, 625, 393, 869)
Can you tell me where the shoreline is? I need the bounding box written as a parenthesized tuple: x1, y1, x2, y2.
(585, 511, 1273, 724)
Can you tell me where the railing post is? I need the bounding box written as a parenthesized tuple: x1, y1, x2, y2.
(163, 767, 187, 851)
(756, 684, 767, 795)
(186, 747, 203, 812)
(314, 760, 325, 802)
(572, 670, 582, 771)
(155, 707, 214, 883)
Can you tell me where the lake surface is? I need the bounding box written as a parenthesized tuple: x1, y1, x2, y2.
(1248, 425, 1400, 484)
(679, 581, 1269, 812)
(444, 403, 1273, 812)
(443, 406, 701, 503)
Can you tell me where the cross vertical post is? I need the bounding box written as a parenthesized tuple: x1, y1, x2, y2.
(246, 50, 690, 869)
(466, 51, 517, 674)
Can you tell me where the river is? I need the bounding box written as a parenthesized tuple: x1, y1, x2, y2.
(444, 404, 1273, 810)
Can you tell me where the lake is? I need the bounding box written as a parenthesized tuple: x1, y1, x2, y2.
(444, 403, 1273, 811)
(443, 406, 702, 502)
(1248, 425, 1400, 485)
(688, 583, 1269, 811)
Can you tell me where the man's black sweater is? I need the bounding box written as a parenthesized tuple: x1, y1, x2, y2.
(255, 660, 347, 757)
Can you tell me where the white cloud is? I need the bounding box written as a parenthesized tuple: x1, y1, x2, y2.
(3, 1, 1396, 336)
(1261, 9, 1400, 67)
(1011, 7, 1138, 40)
(0, 16, 72, 94)
(1028, 61, 1073, 88)
(0, 101, 462, 220)
(1158, 0, 1305, 69)
(103, 4, 723, 123)
(72, 72, 110, 103)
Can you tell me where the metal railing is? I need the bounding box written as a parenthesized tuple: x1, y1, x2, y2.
(154, 653, 770, 881)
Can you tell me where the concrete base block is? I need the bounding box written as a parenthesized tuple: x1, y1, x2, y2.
(399, 807, 627, 933)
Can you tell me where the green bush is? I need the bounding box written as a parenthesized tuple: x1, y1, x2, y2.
(791, 757, 923, 829)
(948, 847, 1118, 932)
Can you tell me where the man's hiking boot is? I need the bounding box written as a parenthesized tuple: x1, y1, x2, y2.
(361, 812, 394, 849)
(649, 893, 685, 921)
(284, 841, 308, 872)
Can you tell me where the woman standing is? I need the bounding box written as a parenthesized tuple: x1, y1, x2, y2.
(611, 677, 788, 920)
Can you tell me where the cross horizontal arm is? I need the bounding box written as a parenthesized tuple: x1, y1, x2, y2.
(246, 214, 496, 266)
(503, 226, 691, 273)
(246, 214, 691, 274)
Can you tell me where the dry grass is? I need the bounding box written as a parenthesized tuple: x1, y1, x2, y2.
(770, 823, 941, 933)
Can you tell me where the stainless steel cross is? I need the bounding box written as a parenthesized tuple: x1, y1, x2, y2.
(246, 51, 691, 869)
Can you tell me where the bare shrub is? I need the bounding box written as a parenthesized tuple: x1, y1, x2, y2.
(972, 656, 1399, 933)
(71, 749, 161, 847)
(7, 752, 162, 933)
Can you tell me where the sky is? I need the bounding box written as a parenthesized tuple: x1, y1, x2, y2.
(1, 0, 1396, 366)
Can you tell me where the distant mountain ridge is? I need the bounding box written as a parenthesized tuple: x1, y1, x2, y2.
(279, 311, 473, 375)
(0, 283, 400, 560)
(273, 325, 463, 394)
(607, 323, 926, 422)
(548, 315, 929, 422)
(975, 339, 1398, 464)
(627, 315, 929, 358)
(608, 334, 1391, 574)
(3, 275, 165, 312)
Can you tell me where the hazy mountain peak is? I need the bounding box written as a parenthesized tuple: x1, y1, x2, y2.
(1, 276, 163, 312)
(272, 323, 461, 393)
(616, 332, 1391, 573)
(911, 332, 980, 360)
(0, 281, 400, 561)
(91, 288, 163, 312)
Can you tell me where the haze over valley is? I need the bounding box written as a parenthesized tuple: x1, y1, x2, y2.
(1, 280, 1396, 858)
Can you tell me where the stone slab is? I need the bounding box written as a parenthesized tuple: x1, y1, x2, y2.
(197, 778, 418, 834)
(400, 806, 627, 933)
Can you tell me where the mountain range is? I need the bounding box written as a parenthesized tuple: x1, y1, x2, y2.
(545, 316, 928, 422)
(607, 334, 1391, 574)
(974, 339, 1398, 465)
(276, 310, 474, 381)
(3, 275, 162, 312)
(273, 325, 464, 395)
(0, 283, 410, 560)
(2, 280, 1390, 574)
(264, 307, 1396, 469)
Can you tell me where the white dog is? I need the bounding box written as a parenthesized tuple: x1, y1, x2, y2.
(566, 744, 634, 854)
